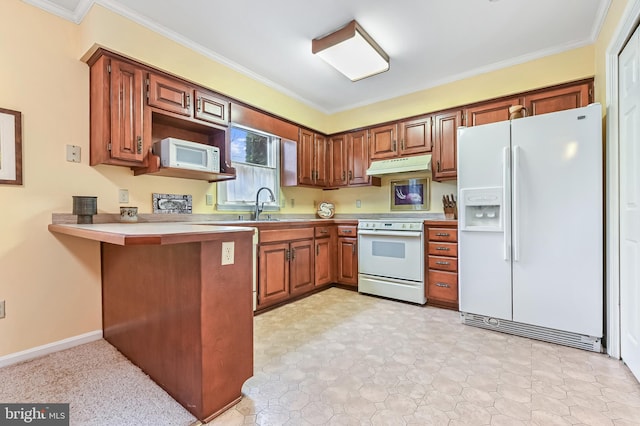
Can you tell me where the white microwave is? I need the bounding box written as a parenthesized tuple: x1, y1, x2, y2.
(153, 138, 220, 173)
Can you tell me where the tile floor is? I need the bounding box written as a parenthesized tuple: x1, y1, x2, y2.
(210, 287, 640, 425)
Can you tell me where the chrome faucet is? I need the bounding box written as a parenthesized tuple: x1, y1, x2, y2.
(254, 187, 275, 221)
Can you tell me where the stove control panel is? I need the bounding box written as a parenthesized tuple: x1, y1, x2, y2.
(358, 221, 424, 231)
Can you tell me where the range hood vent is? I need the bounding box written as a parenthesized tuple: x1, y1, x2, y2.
(366, 154, 432, 176)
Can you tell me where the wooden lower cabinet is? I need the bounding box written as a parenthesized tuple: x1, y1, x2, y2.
(336, 225, 358, 286)
(257, 227, 315, 310)
(315, 225, 336, 287)
(426, 222, 458, 310)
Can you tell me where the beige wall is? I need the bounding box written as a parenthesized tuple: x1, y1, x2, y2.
(0, 0, 623, 356)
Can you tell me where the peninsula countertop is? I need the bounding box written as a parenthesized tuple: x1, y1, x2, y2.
(48, 222, 256, 246)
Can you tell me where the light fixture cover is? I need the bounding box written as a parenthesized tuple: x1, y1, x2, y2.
(312, 20, 389, 81)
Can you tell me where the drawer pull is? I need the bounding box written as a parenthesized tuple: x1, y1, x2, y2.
(435, 261, 450, 265)
(436, 247, 450, 251)
(343, 229, 352, 233)
(435, 283, 450, 288)
(435, 232, 450, 237)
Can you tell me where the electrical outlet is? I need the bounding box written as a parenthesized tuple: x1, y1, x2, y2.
(0, 300, 5, 319)
(290, 198, 295, 208)
(118, 189, 129, 204)
(66, 145, 81, 163)
(206, 194, 213, 206)
(356, 200, 362, 208)
(221, 242, 234, 265)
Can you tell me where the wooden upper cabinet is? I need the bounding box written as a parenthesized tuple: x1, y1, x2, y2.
(432, 110, 462, 181)
(147, 73, 193, 116)
(399, 116, 432, 155)
(296, 129, 326, 187)
(370, 124, 398, 159)
(297, 128, 315, 186)
(328, 134, 348, 187)
(348, 130, 371, 185)
(524, 82, 592, 116)
(194, 89, 228, 126)
(464, 97, 524, 127)
(109, 59, 147, 164)
(148, 74, 229, 126)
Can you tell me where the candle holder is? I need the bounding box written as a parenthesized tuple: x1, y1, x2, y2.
(72, 196, 97, 224)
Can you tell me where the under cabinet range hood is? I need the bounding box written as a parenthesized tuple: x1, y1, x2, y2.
(365, 154, 432, 176)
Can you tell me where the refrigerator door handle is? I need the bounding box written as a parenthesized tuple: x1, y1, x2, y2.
(512, 145, 520, 262)
(503, 146, 510, 261)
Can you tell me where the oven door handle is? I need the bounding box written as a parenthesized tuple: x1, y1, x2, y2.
(357, 230, 423, 238)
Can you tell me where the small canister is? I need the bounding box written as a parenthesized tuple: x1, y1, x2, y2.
(120, 206, 138, 222)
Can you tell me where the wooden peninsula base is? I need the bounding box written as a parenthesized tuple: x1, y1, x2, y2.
(49, 223, 255, 422)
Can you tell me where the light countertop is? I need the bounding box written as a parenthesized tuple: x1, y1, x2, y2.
(48, 222, 256, 246)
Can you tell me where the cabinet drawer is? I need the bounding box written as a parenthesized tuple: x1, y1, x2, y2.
(428, 228, 457, 242)
(428, 242, 457, 257)
(428, 255, 457, 272)
(428, 270, 458, 302)
(315, 226, 333, 238)
(337, 225, 357, 237)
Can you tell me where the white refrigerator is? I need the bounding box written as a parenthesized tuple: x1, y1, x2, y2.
(457, 103, 603, 352)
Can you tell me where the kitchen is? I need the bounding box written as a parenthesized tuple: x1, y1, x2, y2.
(1, 0, 640, 424)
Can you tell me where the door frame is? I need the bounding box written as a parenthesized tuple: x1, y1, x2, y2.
(605, 0, 640, 359)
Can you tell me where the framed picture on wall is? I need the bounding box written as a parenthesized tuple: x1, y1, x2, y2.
(0, 107, 22, 185)
(390, 178, 430, 211)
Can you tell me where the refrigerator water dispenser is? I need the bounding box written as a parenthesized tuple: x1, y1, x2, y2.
(459, 187, 503, 231)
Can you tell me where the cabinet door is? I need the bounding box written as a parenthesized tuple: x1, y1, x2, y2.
(399, 116, 432, 155)
(348, 130, 370, 185)
(109, 59, 146, 163)
(258, 242, 290, 308)
(315, 238, 332, 287)
(337, 237, 358, 286)
(194, 89, 228, 126)
(328, 134, 348, 187)
(314, 135, 328, 187)
(524, 83, 591, 116)
(465, 97, 523, 126)
(370, 124, 398, 159)
(147, 73, 192, 116)
(289, 239, 314, 296)
(298, 129, 315, 186)
(432, 110, 461, 181)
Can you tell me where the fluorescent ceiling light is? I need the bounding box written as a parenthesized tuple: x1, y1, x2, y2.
(312, 20, 389, 82)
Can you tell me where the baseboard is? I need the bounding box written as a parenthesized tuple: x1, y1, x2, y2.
(0, 330, 103, 368)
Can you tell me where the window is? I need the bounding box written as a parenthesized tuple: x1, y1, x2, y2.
(217, 125, 280, 210)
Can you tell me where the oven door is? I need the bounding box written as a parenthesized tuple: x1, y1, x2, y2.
(358, 230, 423, 282)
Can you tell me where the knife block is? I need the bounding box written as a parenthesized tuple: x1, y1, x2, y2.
(444, 207, 457, 220)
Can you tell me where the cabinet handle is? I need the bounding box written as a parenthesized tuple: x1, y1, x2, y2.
(352, 244, 356, 255)
(316, 245, 319, 256)
(393, 140, 396, 151)
(185, 93, 191, 109)
(436, 247, 450, 251)
(437, 160, 441, 172)
(291, 248, 295, 260)
(435, 233, 450, 237)
(348, 170, 352, 180)
(320, 229, 328, 234)
(342, 171, 346, 180)
(435, 261, 450, 265)
(343, 229, 352, 234)
(285, 249, 290, 262)
(401, 139, 404, 150)
(435, 282, 450, 288)
(197, 97, 202, 111)
(137, 136, 142, 154)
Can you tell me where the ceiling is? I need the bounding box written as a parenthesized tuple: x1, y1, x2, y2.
(25, 0, 610, 114)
